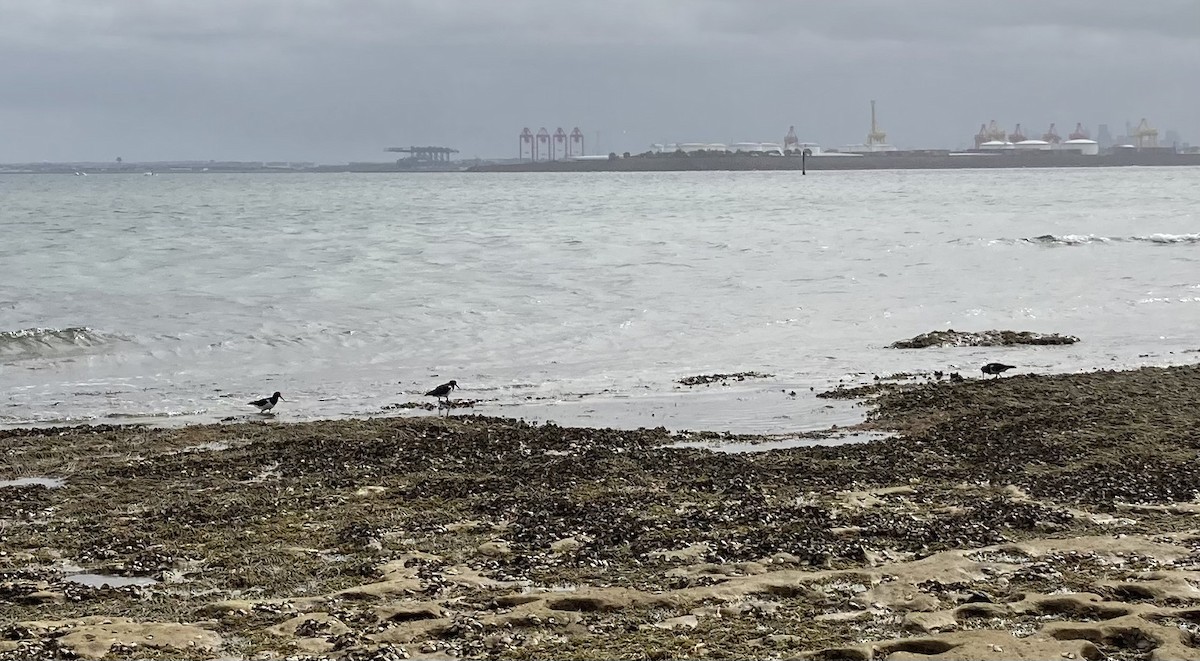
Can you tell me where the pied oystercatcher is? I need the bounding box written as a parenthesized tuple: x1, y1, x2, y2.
(425, 380, 459, 407)
(981, 363, 1016, 378)
(249, 391, 284, 412)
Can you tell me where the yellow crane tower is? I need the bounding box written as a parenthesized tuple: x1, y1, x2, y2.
(1134, 118, 1159, 149)
(867, 100, 887, 146)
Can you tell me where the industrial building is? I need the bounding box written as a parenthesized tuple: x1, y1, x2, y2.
(479, 102, 1197, 173)
(976, 138, 1099, 155)
(494, 104, 1186, 169)
(971, 119, 1167, 156)
(649, 101, 891, 157)
(840, 100, 897, 153)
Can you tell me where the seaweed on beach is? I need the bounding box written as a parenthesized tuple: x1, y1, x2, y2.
(4, 364, 1200, 659)
(816, 383, 903, 399)
(382, 399, 480, 411)
(676, 371, 774, 386)
(888, 329, 1079, 349)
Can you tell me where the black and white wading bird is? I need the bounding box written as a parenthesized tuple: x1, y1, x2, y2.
(249, 391, 284, 413)
(425, 380, 459, 410)
(981, 363, 1016, 379)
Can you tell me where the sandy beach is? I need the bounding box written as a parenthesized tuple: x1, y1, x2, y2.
(4, 365, 1200, 660)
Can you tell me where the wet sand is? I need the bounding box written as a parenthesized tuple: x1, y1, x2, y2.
(3, 365, 1200, 660)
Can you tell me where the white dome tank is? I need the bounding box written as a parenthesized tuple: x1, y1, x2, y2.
(1062, 139, 1099, 155)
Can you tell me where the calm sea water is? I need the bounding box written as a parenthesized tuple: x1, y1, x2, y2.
(3, 168, 1199, 432)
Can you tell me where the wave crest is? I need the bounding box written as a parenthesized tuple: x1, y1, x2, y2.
(0, 327, 120, 360)
(1026, 233, 1200, 246)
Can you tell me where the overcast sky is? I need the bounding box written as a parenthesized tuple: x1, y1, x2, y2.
(1, 0, 1197, 162)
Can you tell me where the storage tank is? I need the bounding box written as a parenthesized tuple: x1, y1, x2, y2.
(1015, 139, 1051, 151)
(679, 143, 708, 153)
(732, 142, 762, 152)
(979, 140, 1015, 150)
(1061, 139, 1099, 155)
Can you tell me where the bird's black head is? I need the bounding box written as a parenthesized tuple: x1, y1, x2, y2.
(273, 391, 284, 400)
(449, 380, 458, 389)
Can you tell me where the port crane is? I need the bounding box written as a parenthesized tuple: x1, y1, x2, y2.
(1007, 124, 1026, 143)
(784, 125, 800, 151)
(1042, 123, 1061, 143)
(974, 124, 989, 148)
(385, 146, 459, 162)
(1069, 123, 1090, 140)
(1134, 118, 1158, 149)
(974, 120, 1007, 148)
(867, 100, 887, 146)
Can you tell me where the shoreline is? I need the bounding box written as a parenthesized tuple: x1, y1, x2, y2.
(470, 152, 1200, 173)
(3, 364, 1200, 659)
(5, 152, 1200, 176)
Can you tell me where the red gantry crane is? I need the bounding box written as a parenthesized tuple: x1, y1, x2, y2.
(519, 128, 534, 160)
(552, 127, 568, 160)
(568, 127, 585, 157)
(535, 127, 551, 161)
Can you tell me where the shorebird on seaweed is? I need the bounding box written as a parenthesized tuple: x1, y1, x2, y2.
(981, 363, 1016, 379)
(425, 380, 459, 411)
(249, 391, 284, 413)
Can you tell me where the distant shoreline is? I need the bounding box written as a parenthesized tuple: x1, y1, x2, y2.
(470, 151, 1200, 173)
(5, 151, 1199, 175)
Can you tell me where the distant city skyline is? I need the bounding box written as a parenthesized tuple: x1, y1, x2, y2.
(1, 1, 1196, 162)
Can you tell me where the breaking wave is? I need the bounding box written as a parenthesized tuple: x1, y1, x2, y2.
(1024, 233, 1200, 246)
(0, 327, 123, 360)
